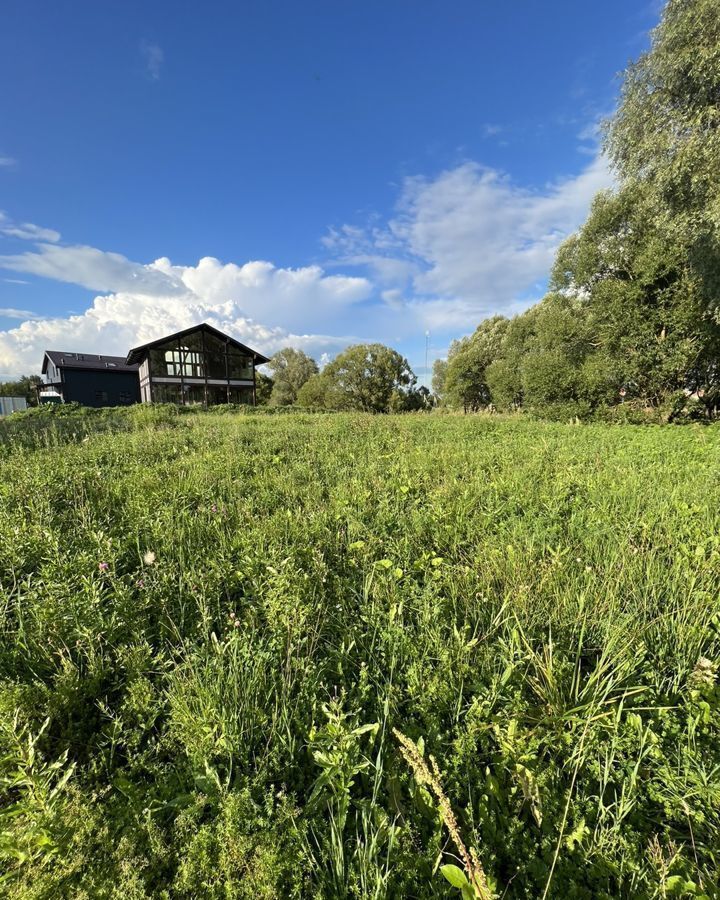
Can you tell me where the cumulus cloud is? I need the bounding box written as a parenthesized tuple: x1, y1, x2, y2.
(0, 156, 16, 168)
(325, 151, 613, 330)
(0, 243, 372, 375)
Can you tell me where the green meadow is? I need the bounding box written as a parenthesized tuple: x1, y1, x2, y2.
(1, 406, 719, 898)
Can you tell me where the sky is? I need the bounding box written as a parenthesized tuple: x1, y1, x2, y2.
(0, 0, 661, 382)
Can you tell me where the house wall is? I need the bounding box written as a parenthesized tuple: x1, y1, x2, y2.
(61, 369, 140, 407)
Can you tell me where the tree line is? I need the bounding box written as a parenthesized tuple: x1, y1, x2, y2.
(259, 344, 431, 413)
(435, 0, 720, 421)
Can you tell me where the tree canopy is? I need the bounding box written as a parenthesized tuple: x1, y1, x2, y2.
(297, 344, 417, 413)
(266, 348, 318, 406)
(439, 0, 720, 421)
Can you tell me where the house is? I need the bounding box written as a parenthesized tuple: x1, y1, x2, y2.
(40, 323, 270, 407)
(126, 323, 270, 405)
(40, 351, 141, 407)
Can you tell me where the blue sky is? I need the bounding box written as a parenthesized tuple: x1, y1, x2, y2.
(0, 0, 659, 380)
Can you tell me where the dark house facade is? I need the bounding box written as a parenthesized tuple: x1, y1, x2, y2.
(40, 351, 141, 407)
(126, 323, 270, 406)
(40, 323, 269, 408)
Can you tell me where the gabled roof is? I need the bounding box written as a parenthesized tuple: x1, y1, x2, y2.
(42, 351, 139, 375)
(125, 322, 270, 366)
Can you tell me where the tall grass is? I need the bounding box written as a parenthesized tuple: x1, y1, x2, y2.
(0, 407, 718, 897)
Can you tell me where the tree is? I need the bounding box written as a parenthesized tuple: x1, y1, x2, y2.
(389, 384, 432, 412)
(444, 316, 509, 411)
(0, 375, 42, 406)
(320, 344, 416, 413)
(551, 185, 720, 407)
(431, 359, 448, 405)
(267, 348, 318, 406)
(296, 373, 331, 408)
(606, 0, 720, 302)
(484, 310, 538, 411)
(254, 372, 274, 405)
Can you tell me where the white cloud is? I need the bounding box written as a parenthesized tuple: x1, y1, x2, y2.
(0, 243, 184, 294)
(0, 151, 612, 375)
(325, 151, 613, 331)
(0, 156, 16, 168)
(0, 308, 41, 320)
(141, 42, 164, 80)
(0, 244, 372, 375)
(0, 211, 61, 243)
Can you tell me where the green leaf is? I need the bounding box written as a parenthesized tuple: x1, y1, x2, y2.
(461, 885, 477, 900)
(441, 864, 469, 888)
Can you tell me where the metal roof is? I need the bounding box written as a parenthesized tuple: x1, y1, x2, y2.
(42, 351, 140, 375)
(125, 322, 270, 366)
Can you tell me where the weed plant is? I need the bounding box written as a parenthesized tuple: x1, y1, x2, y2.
(0, 407, 718, 897)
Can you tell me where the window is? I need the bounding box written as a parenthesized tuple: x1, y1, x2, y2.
(119, 391, 132, 403)
(165, 348, 184, 376)
(229, 386, 253, 405)
(228, 352, 253, 379)
(185, 384, 206, 405)
(180, 346, 205, 378)
(207, 385, 228, 405)
(95, 390, 109, 403)
(205, 332, 228, 379)
(152, 383, 182, 404)
(149, 339, 182, 376)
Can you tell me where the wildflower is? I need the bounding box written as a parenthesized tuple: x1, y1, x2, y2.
(143, 550, 156, 565)
(98, 561, 109, 572)
(211, 504, 217, 513)
(233, 620, 241, 628)
(136, 579, 145, 589)
(690, 656, 717, 688)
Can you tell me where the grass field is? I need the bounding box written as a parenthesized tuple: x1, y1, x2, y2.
(1, 406, 719, 898)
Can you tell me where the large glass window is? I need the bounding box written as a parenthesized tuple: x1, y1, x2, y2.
(146, 330, 256, 385)
(152, 383, 182, 403)
(207, 385, 229, 405)
(229, 386, 253, 405)
(150, 345, 175, 376)
(180, 330, 204, 353)
(228, 351, 253, 380)
(184, 384, 206, 405)
(205, 332, 228, 379)
(180, 345, 205, 378)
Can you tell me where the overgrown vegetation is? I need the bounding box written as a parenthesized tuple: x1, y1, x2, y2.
(1, 404, 719, 897)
